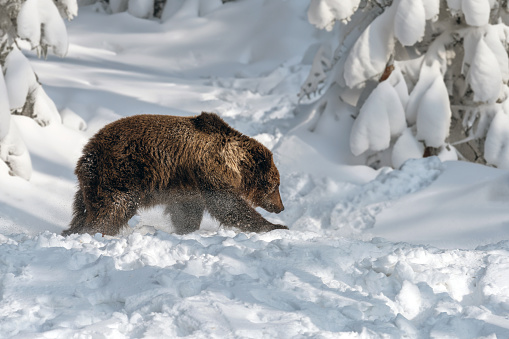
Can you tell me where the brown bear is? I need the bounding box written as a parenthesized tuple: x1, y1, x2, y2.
(62, 112, 287, 236)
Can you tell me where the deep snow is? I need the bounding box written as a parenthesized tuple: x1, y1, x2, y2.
(0, 1, 509, 337)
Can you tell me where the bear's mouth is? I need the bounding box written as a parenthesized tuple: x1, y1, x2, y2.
(264, 203, 284, 214)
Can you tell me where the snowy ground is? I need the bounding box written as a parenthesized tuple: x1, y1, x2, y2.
(0, 1, 509, 337)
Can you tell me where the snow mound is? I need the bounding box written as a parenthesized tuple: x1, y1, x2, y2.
(484, 110, 509, 169)
(394, 0, 425, 46)
(423, 0, 440, 21)
(415, 75, 451, 147)
(308, 0, 361, 31)
(1, 231, 508, 337)
(375, 161, 509, 249)
(17, 0, 70, 57)
(3, 47, 37, 111)
(350, 81, 406, 156)
(392, 128, 425, 169)
(329, 157, 443, 232)
(462, 0, 491, 26)
(468, 37, 503, 104)
(343, 5, 395, 88)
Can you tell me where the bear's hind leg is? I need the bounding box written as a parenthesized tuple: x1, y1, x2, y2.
(62, 188, 88, 236)
(84, 190, 138, 236)
(165, 197, 205, 235)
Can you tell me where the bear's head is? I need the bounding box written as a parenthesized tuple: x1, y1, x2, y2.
(242, 143, 284, 214)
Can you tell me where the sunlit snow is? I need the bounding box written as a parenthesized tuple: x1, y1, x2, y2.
(0, 1, 508, 338)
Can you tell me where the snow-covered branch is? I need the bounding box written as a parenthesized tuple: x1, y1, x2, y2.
(302, 0, 509, 169)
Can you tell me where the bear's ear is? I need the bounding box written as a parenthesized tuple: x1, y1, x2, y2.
(193, 112, 240, 137)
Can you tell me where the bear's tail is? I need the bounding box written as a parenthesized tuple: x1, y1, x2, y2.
(62, 188, 87, 236)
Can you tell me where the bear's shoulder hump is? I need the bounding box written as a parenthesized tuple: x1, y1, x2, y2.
(192, 112, 240, 137)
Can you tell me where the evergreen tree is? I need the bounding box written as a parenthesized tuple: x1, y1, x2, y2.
(0, 0, 77, 180)
(302, 0, 509, 169)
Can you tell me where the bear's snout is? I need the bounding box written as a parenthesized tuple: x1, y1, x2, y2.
(262, 189, 284, 214)
(273, 204, 284, 214)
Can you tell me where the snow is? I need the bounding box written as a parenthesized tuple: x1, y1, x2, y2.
(3, 47, 37, 111)
(198, 0, 223, 17)
(375, 161, 509, 249)
(392, 128, 424, 169)
(422, 0, 440, 21)
(0, 119, 32, 180)
(485, 25, 509, 84)
(0, 0, 509, 337)
(60, 107, 87, 131)
(462, 0, 491, 27)
(447, 0, 462, 14)
(406, 61, 442, 125)
(343, 4, 396, 88)
(468, 37, 503, 104)
(31, 84, 63, 126)
(383, 84, 406, 138)
(3, 47, 61, 126)
(59, 0, 79, 20)
(110, 0, 128, 13)
(396, 280, 422, 319)
(2, 230, 506, 338)
(127, 0, 153, 19)
(0, 70, 10, 140)
(386, 66, 409, 108)
(16, 0, 70, 57)
(298, 45, 331, 99)
(350, 86, 391, 155)
(308, 0, 361, 31)
(160, 0, 184, 21)
(350, 81, 405, 156)
(167, 0, 200, 20)
(394, 0, 426, 46)
(485, 110, 509, 169)
(415, 76, 451, 147)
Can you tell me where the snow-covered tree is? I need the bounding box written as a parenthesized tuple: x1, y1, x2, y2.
(302, 0, 509, 169)
(0, 0, 77, 180)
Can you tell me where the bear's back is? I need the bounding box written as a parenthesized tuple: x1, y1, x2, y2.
(94, 113, 240, 144)
(77, 113, 248, 189)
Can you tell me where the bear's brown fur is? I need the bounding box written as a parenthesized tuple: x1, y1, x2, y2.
(62, 112, 287, 236)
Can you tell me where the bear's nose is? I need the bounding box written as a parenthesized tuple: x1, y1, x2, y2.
(271, 202, 284, 214)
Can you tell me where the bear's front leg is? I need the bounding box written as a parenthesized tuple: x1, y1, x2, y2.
(165, 196, 205, 234)
(201, 190, 288, 233)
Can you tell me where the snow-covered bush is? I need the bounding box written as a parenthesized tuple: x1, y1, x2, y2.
(92, 0, 226, 20)
(0, 0, 77, 180)
(302, 0, 509, 169)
